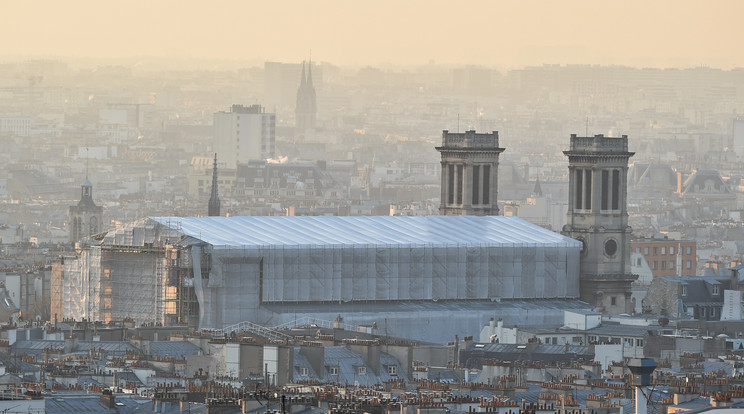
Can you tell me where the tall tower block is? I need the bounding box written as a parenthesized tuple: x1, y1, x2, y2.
(563, 134, 636, 314)
(436, 130, 505, 216)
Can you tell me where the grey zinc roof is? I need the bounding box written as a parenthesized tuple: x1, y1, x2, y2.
(151, 215, 581, 249)
(45, 393, 207, 413)
(304, 346, 409, 386)
(293, 352, 319, 382)
(472, 343, 590, 355)
(586, 323, 663, 337)
(13, 340, 137, 359)
(148, 341, 200, 360)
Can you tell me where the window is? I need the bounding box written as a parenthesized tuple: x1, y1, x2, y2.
(713, 285, 720, 295)
(472, 165, 480, 205)
(575, 169, 591, 210)
(447, 165, 455, 204)
(682, 285, 688, 296)
(653, 261, 657, 270)
(701, 308, 707, 317)
(670, 261, 674, 270)
(635, 339, 644, 347)
(357, 366, 367, 375)
(711, 308, 717, 318)
(686, 246, 692, 255)
(611, 296, 617, 306)
(601, 169, 609, 210)
(661, 261, 666, 270)
(670, 246, 675, 255)
(482, 165, 490, 204)
(686, 260, 692, 269)
(653, 247, 658, 255)
(661, 247, 666, 255)
(644, 247, 649, 255)
(456, 165, 463, 204)
(328, 366, 339, 376)
(299, 367, 308, 376)
(612, 170, 620, 210)
(387, 365, 397, 376)
(636, 247, 640, 253)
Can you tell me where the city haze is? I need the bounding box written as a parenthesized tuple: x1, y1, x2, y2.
(3, 0, 744, 69)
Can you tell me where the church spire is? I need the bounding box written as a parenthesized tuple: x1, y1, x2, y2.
(208, 153, 220, 217)
(299, 62, 307, 90)
(306, 59, 314, 88)
(295, 60, 317, 136)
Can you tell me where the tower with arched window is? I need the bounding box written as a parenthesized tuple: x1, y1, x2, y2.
(69, 178, 103, 244)
(563, 134, 636, 314)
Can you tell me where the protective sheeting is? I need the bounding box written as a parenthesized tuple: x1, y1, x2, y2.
(61, 247, 101, 321)
(151, 215, 576, 248)
(265, 300, 592, 344)
(148, 216, 581, 331)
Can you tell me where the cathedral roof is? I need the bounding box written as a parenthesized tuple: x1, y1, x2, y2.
(148, 215, 581, 250)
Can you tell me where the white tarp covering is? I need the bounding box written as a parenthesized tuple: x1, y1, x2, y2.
(149, 216, 582, 330)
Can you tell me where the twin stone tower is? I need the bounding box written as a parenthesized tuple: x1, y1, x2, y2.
(436, 130, 635, 314)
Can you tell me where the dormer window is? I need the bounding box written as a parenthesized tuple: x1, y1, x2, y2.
(682, 285, 688, 296)
(713, 284, 720, 296)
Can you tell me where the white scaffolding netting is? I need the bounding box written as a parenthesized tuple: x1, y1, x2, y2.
(148, 215, 582, 330)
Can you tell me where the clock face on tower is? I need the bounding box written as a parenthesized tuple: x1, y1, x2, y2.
(604, 239, 617, 257)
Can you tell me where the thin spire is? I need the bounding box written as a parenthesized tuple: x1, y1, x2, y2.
(208, 153, 220, 217)
(306, 58, 314, 88)
(532, 177, 543, 197)
(299, 62, 307, 89)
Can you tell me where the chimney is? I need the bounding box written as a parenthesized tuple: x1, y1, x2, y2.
(333, 315, 344, 330)
(100, 390, 115, 409)
(732, 267, 739, 291)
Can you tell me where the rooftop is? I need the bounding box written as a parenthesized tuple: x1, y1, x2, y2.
(150, 215, 581, 249)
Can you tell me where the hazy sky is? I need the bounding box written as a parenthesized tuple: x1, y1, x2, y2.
(4, 0, 743, 69)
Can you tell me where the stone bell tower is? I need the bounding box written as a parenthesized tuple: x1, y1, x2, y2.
(436, 130, 505, 216)
(69, 178, 103, 244)
(562, 134, 636, 314)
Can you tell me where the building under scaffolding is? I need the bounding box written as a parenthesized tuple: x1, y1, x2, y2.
(52, 215, 587, 343)
(52, 220, 182, 324)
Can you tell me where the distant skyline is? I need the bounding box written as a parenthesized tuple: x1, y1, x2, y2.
(4, 0, 744, 69)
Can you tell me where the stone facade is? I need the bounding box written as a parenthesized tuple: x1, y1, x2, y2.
(436, 130, 505, 216)
(563, 134, 636, 314)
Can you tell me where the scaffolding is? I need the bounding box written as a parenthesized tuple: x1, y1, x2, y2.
(162, 244, 200, 327)
(59, 247, 101, 321)
(57, 218, 186, 324)
(99, 246, 159, 323)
